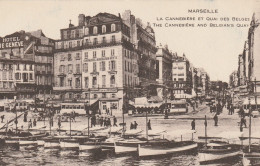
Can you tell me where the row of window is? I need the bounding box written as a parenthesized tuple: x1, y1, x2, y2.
(83, 49, 115, 60)
(0, 64, 13, 70)
(16, 64, 33, 71)
(0, 81, 14, 89)
(15, 73, 34, 82)
(58, 75, 116, 88)
(65, 92, 117, 100)
(0, 71, 13, 80)
(59, 64, 81, 73)
(63, 24, 117, 40)
(60, 53, 81, 61)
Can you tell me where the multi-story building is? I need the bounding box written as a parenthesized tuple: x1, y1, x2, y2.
(155, 44, 174, 98)
(199, 68, 210, 96)
(30, 30, 55, 95)
(238, 54, 246, 86)
(171, 54, 193, 99)
(229, 70, 238, 88)
(0, 30, 54, 101)
(247, 12, 260, 92)
(54, 12, 139, 113)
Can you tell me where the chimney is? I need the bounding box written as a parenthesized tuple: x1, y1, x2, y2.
(78, 14, 85, 26)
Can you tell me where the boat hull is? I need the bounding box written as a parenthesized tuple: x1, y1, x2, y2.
(79, 143, 101, 152)
(114, 141, 147, 155)
(199, 150, 241, 164)
(44, 141, 60, 149)
(19, 140, 38, 146)
(243, 152, 260, 166)
(138, 142, 197, 157)
(60, 141, 79, 151)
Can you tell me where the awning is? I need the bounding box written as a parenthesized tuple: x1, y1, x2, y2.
(98, 98, 120, 101)
(134, 103, 162, 108)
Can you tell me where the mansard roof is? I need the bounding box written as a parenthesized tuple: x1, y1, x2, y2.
(87, 12, 121, 26)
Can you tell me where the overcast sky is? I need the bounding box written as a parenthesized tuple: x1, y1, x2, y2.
(0, 0, 259, 82)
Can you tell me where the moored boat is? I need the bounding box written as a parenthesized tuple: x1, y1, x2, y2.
(138, 140, 197, 157)
(79, 136, 106, 152)
(114, 139, 147, 155)
(198, 142, 241, 164)
(43, 137, 60, 149)
(60, 138, 79, 151)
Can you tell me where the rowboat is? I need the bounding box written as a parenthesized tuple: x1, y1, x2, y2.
(79, 136, 106, 152)
(138, 129, 197, 157)
(198, 142, 241, 164)
(114, 139, 147, 155)
(138, 140, 197, 157)
(43, 137, 60, 149)
(60, 138, 79, 151)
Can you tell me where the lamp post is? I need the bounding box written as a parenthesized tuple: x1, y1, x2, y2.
(255, 78, 258, 111)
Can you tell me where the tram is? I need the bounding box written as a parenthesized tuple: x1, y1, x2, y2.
(60, 102, 86, 115)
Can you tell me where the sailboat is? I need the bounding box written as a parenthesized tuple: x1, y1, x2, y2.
(198, 116, 242, 164)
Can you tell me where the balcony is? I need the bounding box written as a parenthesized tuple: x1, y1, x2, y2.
(54, 45, 83, 53)
(0, 88, 16, 92)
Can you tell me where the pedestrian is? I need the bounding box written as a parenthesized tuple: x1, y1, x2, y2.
(147, 119, 152, 130)
(24, 112, 27, 122)
(107, 118, 111, 126)
(231, 105, 234, 115)
(113, 116, 117, 127)
(29, 119, 32, 128)
(210, 105, 213, 113)
(134, 121, 138, 129)
(239, 106, 245, 117)
(191, 119, 195, 130)
(58, 117, 61, 129)
(106, 108, 108, 115)
(241, 116, 247, 128)
(51, 117, 54, 127)
(100, 117, 103, 126)
(1, 115, 4, 123)
(130, 122, 134, 130)
(213, 113, 218, 126)
(107, 108, 110, 115)
(104, 117, 107, 127)
(33, 119, 37, 127)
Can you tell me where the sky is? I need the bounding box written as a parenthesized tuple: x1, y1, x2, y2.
(0, 0, 259, 82)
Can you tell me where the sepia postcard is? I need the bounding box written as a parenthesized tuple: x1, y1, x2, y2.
(0, 0, 260, 165)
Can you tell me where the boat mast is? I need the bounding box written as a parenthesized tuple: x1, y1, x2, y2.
(249, 95, 252, 153)
(70, 113, 72, 139)
(15, 96, 17, 135)
(88, 88, 90, 138)
(146, 109, 148, 140)
(122, 107, 125, 137)
(255, 78, 258, 112)
(204, 115, 207, 147)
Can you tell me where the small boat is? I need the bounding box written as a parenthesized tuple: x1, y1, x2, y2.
(199, 117, 242, 164)
(100, 136, 124, 151)
(79, 137, 106, 153)
(198, 141, 241, 164)
(60, 138, 79, 151)
(114, 139, 147, 155)
(43, 136, 60, 149)
(138, 140, 197, 157)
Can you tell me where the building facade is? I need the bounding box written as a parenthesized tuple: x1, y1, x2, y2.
(0, 30, 54, 101)
(54, 12, 146, 113)
(155, 44, 174, 99)
(171, 54, 193, 99)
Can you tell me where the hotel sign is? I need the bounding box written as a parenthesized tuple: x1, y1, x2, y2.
(0, 36, 24, 49)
